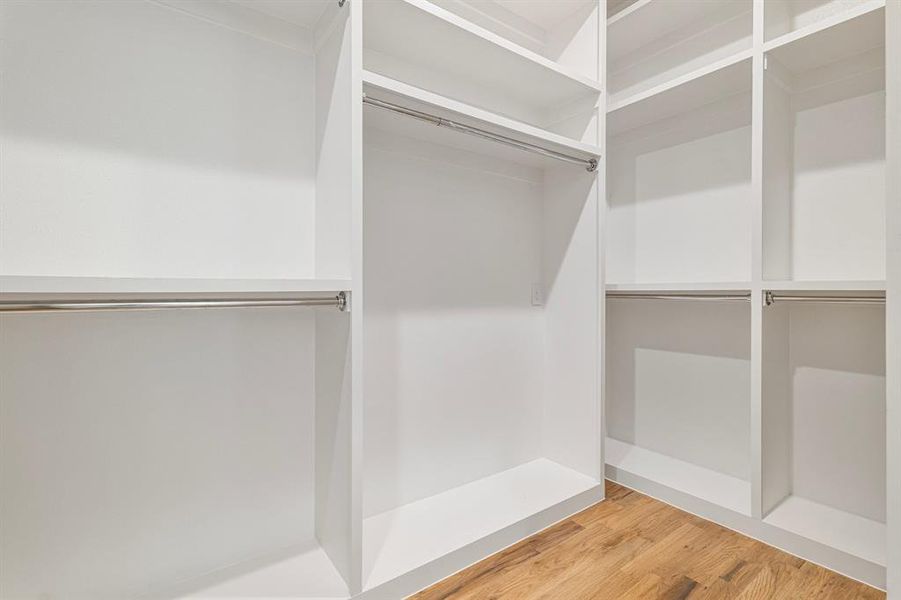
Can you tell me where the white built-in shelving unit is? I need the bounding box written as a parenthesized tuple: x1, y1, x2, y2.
(0, 0, 355, 598)
(359, 1, 604, 596)
(1, 0, 898, 598)
(604, 0, 895, 592)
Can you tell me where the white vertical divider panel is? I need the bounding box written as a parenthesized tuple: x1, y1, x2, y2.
(316, 2, 354, 281)
(598, 0, 608, 489)
(313, 2, 356, 591)
(749, 0, 765, 520)
(315, 308, 353, 590)
(761, 304, 792, 514)
(349, 0, 365, 594)
(541, 167, 601, 480)
(541, 1, 604, 484)
(886, 0, 900, 597)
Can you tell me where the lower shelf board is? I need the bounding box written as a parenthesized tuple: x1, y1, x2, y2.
(362, 458, 599, 592)
(605, 437, 752, 516)
(157, 543, 348, 599)
(764, 495, 886, 567)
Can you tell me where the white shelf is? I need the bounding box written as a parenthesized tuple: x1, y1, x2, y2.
(362, 458, 599, 591)
(763, 0, 885, 59)
(608, 51, 752, 137)
(608, 0, 748, 62)
(0, 276, 351, 297)
(763, 280, 887, 292)
(606, 0, 652, 27)
(363, 0, 601, 110)
(606, 282, 752, 292)
(605, 438, 752, 516)
(764, 496, 886, 567)
(362, 70, 601, 166)
(156, 544, 349, 599)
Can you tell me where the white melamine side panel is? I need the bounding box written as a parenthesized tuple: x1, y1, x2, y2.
(316, 4, 354, 280)
(607, 98, 752, 284)
(362, 131, 545, 518)
(885, 0, 900, 595)
(349, 0, 365, 592)
(315, 311, 354, 589)
(790, 91, 886, 280)
(606, 300, 752, 481)
(788, 303, 886, 523)
(0, 1, 316, 279)
(0, 310, 317, 598)
(541, 166, 601, 480)
(762, 73, 794, 280)
(761, 304, 793, 515)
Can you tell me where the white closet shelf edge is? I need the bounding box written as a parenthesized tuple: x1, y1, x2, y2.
(606, 282, 753, 292)
(0, 276, 352, 297)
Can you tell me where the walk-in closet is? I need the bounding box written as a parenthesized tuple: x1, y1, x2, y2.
(0, 0, 898, 598)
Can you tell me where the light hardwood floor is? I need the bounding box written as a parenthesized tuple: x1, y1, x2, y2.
(411, 481, 885, 599)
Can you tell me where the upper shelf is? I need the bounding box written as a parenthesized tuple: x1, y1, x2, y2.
(363, 0, 601, 112)
(764, 2, 885, 74)
(362, 70, 601, 169)
(0, 276, 351, 299)
(764, 0, 885, 45)
(607, 0, 752, 106)
(608, 52, 752, 137)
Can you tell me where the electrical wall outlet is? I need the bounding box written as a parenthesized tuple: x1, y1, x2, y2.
(531, 283, 544, 306)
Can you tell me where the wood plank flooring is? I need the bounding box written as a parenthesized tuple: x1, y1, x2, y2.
(411, 481, 885, 600)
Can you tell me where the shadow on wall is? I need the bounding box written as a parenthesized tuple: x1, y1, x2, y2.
(0, 0, 313, 179)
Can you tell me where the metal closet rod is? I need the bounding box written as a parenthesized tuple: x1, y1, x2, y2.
(607, 292, 751, 302)
(0, 292, 348, 313)
(362, 94, 599, 172)
(764, 291, 885, 306)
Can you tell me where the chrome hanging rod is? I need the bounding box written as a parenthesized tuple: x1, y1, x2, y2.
(764, 291, 884, 306)
(606, 292, 751, 302)
(362, 94, 599, 172)
(0, 292, 348, 313)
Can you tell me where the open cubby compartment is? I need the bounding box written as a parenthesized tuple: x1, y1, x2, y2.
(762, 6, 886, 283)
(762, 297, 886, 570)
(361, 109, 602, 597)
(0, 304, 353, 599)
(0, 0, 353, 286)
(764, 0, 885, 43)
(607, 0, 752, 108)
(605, 297, 752, 516)
(606, 58, 753, 285)
(362, 0, 602, 145)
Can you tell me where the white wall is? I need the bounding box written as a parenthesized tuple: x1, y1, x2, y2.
(789, 91, 886, 280)
(788, 304, 886, 522)
(362, 129, 545, 517)
(0, 309, 318, 598)
(0, 0, 316, 279)
(607, 95, 752, 284)
(606, 299, 752, 480)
